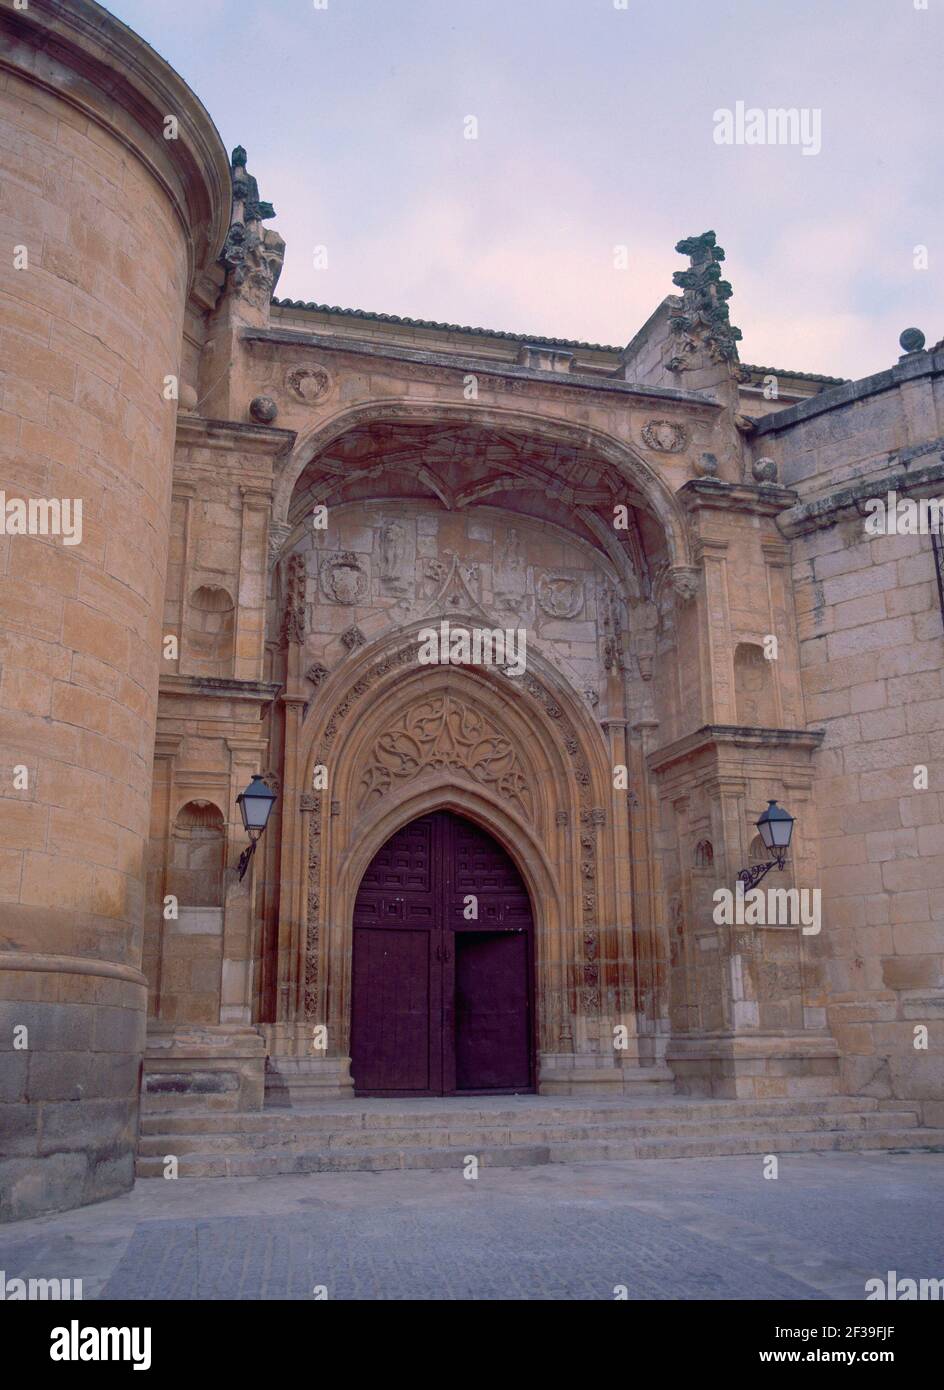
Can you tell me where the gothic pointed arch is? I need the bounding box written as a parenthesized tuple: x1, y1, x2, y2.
(285, 624, 621, 1057)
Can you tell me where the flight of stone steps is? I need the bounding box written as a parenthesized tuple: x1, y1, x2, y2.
(136, 1095, 944, 1178)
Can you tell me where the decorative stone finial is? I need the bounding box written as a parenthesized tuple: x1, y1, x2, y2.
(752, 456, 778, 483)
(221, 146, 284, 308)
(249, 395, 278, 424)
(667, 230, 742, 373)
(899, 327, 926, 354)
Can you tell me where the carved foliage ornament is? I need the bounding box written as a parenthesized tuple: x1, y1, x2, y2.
(667, 229, 742, 370)
(358, 695, 533, 817)
(670, 566, 700, 603)
(281, 553, 307, 646)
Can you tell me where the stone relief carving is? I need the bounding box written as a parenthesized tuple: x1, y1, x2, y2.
(306, 663, 330, 687)
(378, 520, 405, 581)
(599, 582, 626, 672)
(281, 553, 306, 646)
(340, 625, 366, 650)
(358, 695, 533, 816)
(494, 527, 528, 613)
(642, 419, 688, 453)
(670, 566, 700, 603)
(286, 364, 330, 403)
(320, 552, 368, 605)
(267, 521, 291, 566)
(376, 518, 414, 596)
(537, 572, 584, 620)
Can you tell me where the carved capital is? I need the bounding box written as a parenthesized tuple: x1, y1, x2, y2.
(670, 566, 700, 604)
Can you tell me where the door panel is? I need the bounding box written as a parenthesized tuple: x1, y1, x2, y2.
(350, 927, 433, 1093)
(350, 810, 534, 1096)
(454, 931, 531, 1090)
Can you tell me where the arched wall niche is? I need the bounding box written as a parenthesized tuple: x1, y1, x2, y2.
(734, 641, 777, 726)
(185, 585, 235, 676)
(157, 799, 226, 1025)
(169, 799, 226, 908)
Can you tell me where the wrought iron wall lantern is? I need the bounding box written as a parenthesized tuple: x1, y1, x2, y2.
(737, 799, 795, 891)
(235, 775, 277, 881)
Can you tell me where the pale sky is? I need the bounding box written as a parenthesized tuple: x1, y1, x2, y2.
(108, 0, 942, 380)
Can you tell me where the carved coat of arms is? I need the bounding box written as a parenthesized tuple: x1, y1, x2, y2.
(537, 572, 584, 619)
(642, 420, 688, 453)
(320, 552, 367, 605)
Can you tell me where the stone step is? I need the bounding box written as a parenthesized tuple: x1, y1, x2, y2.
(139, 1093, 883, 1137)
(135, 1125, 944, 1179)
(552, 1127, 944, 1164)
(136, 1108, 919, 1157)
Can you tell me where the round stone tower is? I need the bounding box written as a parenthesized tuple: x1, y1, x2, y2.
(0, 0, 229, 1218)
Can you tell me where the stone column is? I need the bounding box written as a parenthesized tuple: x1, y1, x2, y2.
(0, 3, 229, 1219)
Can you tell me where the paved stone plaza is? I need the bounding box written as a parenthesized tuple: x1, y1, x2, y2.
(1, 1152, 940, 1301)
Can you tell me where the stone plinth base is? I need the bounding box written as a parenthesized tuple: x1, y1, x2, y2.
(538, 1053, 676, 1097)
(667, 1033, 841, 1099)
(142, 1025, 266, 1112)
(0, 954, 146, 1223)
(263, 1055, 355, 1104)
(256, 1024, 353, 1103)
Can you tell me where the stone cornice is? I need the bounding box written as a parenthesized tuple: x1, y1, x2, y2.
(240, 327, 720, 411)
(647, 724, 825, 775)
(750, 348, 944, 436)
(778, 456, 944, 537)
(175, 415, 297, 457)
(0, 0, 231, 300)
(679, 478, 799, 517)
(159, 675, 282, 704)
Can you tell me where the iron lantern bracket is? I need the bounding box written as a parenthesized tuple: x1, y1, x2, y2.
(736, 854, 786, 891)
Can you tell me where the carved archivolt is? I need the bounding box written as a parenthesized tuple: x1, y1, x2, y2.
(358, 694, 532, 817)
(301, 646, 607, 1018)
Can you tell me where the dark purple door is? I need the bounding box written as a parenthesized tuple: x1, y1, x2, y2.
(351, 811, 534, 1096)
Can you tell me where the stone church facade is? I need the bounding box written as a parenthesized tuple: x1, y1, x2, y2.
(2, 2, 942, 1219)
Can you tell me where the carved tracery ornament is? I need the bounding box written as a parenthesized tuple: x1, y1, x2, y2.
(358, 695, 533, 817)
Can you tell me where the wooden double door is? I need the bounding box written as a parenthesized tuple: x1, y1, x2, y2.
(351, 810, 535, 1095)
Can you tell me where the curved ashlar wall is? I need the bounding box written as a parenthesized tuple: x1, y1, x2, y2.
(0, 0, 229, 1219)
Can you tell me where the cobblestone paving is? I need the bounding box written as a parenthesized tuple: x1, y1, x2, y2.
(1, 1152, 940, 1301)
